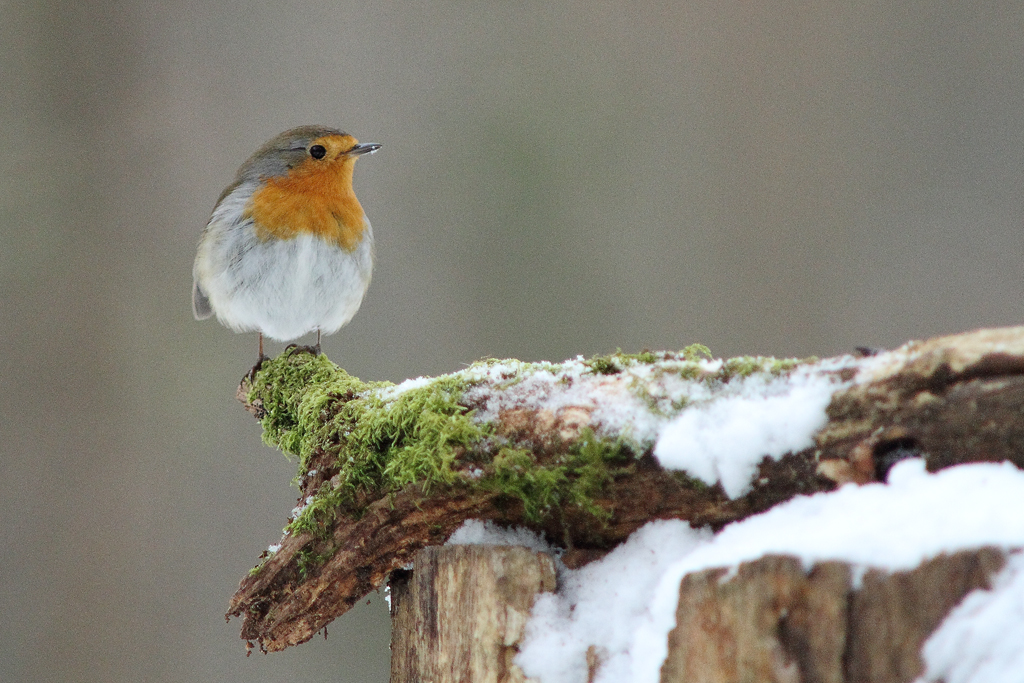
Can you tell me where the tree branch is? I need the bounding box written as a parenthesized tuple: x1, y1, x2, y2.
(226, 326, 1024, 652)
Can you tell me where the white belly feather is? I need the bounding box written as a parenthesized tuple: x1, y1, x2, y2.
(193, 202, 374, 341)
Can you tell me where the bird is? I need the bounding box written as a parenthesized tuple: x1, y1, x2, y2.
(192, 125, 380, 363)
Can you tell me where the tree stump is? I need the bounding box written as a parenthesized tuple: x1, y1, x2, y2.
(389, 546, 556, 683)
(660, 548, 1008, 683)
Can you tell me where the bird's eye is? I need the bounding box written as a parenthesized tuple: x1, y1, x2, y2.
(309, 145, 327, 159)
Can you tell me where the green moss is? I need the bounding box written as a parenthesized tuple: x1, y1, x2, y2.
(635, 350, 658, 364)
(486, 447, 566, 519)
(584, 353, 624, 375)
(295, 547, 335, 581)
(481, 429, 630, 522)
(670, 469, 711, 492)
(681, 343, 713, 362)
(249, 349, 487, 536)
(584, 344, 717, 381)
(584, 348, 667, 375)
(247, 345, 816, 563)
(252, 350, 365, 460)
(718, 356, 806, 381)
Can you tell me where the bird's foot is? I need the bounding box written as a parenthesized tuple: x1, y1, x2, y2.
(245, 354, 271, 384)
(284, 343, 322, 357)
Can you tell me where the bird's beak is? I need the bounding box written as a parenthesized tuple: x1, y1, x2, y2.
(347, 143, 381, 157)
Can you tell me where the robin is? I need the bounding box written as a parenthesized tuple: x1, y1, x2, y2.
(192, 125, 380, 362)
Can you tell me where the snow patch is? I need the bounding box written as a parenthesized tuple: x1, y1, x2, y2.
(513, 461, 1024, 683)
(516, 521, 710, 683)
(632, 460, 1024, 683)
(653, 368, 840, 497)
(446, 519, 552, 553)
(377, 375, 435, 399)
(918, 551, 1024, 683)
(460, 357, 721, 448)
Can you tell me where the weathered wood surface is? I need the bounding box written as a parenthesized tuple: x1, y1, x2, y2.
(389, 546, 556, 683)
(385, 545, 1011, 683)
(660, 547, 1009, 683)
(227, 326, 1024, 651)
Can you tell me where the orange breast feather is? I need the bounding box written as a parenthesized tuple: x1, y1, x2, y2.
(247, 157, 367, 251)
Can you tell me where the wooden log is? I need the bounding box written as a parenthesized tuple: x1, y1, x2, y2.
(659, 547, 1008, 683)
(389, 545, 556, 683)
(226, 326, 1024, 651)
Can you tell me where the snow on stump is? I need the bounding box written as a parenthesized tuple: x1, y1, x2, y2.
(661, 549, 1007, 683)
(225, 325, 1024, 682)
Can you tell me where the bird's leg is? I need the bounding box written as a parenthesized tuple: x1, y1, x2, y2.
(315, 329, 322, 355)
(246, 332, 269, 383)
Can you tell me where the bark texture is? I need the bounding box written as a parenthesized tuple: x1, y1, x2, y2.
(227, 326, 1024, 652)
(389, 546, 556, 683)
(660, 547, 1008, 683)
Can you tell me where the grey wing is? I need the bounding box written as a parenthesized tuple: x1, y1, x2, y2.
(192, 278, 214, 320)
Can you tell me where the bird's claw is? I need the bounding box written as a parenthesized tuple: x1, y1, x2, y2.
(284, 343, 322, 357)
(245, 354, 270, 384)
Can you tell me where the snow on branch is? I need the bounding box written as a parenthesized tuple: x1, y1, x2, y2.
(226, 326, 1024, 653)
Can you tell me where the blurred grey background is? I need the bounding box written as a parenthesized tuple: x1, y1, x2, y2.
(3, 1, 1023, 681)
